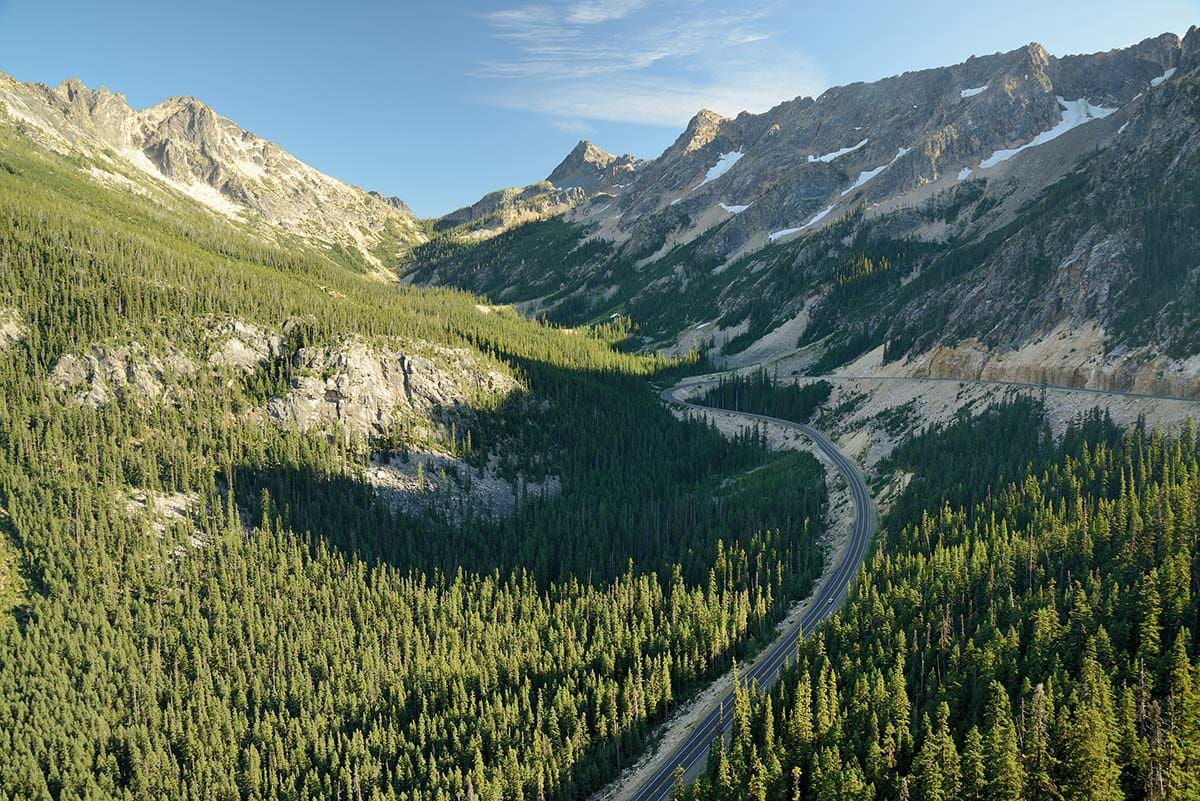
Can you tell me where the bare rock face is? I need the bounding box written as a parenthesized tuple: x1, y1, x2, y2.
(908, 324, 1200, 400)
(368, 191, 414, 216)
(439, 182, 587, 238)
(207, 320, 287, 372)
(546, 139, 639, 193)
(50, 343, 197, 406)
(0, 308, 25, 352)
(124, 488, 201, 544)
(368, 450, 560, 522)
(0, 74, 424, 274)
(266, 340, 519, 439)
(675, 109, 732, 155)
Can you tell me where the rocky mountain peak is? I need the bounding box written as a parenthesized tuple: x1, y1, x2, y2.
(675, 109, 730, 154)
(0, 73, 425, 276)
(1022, 42, 1051, 67)
(56, 77, 90, 101)
(547, 138, 635, 193)
(1005, 42, 1053, 89)
(368, 191, 414, 216)
(41, 77, 135, 143)
(548, 139, 615, 186)
(1182, 25, 1200, 70)
(573, 140, 617, 167)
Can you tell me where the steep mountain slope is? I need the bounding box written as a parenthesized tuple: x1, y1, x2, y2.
(436, 181, 586, 239)
(427, 139, 640, 242)
(410, 30, 1200, 395)
(0, 72, 425, 276)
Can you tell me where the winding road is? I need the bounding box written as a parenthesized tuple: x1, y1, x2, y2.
(620, 370, 1199, 801)
(626, 385, 879, 801)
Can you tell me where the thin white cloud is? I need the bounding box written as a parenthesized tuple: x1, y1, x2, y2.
(566, 0, 648, 24)
(486, 5, 571, 41)
(475, 9, 771, 79)
(498, 58, 825, 127)
(547, 116, 594, 134)
(475, 0, 824, 127)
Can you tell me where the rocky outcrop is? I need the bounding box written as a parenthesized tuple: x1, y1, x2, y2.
(124, 488, 201, 543)
(674, 110, 732, 155)
(439, 182, 587, 237)
(369, 191, 414, 216)
(266, 340, 519, 439)
(368, 450, 560, 522)
(0, 308, 24, 352)
(50, 343, 197, 406)
(0, 74, 424, 273)
(908, 325, 1200, 400)
(207, 320, 287, 372)
(547, 140, 638, 192)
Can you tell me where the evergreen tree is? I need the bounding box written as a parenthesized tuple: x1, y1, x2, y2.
(984, 682, 1024, 801)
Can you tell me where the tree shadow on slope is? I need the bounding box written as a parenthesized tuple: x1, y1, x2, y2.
(232, 353, 826, 589)
(227, 353, 830, 801)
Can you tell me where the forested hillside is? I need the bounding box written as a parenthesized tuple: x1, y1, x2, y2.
(0, 124, 829, 799)
(679, 399, 1200, 801)
(695, 371, 832, 425)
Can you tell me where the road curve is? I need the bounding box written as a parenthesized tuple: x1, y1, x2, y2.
(624, 370, 1199, 801)
(628, 385, 878, 801)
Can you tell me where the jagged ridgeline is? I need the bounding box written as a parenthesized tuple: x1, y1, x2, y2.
(412, 31, 1200, 393)
(0, 122, 830, 798)
(679, 400, 1200, 801)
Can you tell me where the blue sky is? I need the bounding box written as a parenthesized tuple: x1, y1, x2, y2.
(0, 0, 1196, 216)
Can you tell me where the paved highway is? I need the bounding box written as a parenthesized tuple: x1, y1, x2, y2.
(808, 374, 1200, 404)
(680, 370, 1200, 405)
(629, 385, 879, 801)
(625, 370, 1199, 801)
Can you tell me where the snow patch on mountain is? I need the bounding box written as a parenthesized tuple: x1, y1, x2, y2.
(960, 85, 989, 98)
(957, 167, 974, 181)
(808, 138, 868, 163)
(719, 203, 751, 214)
(768, 202, 839, 242)
(841, 147, 911, 196)
(979, 96, 1116, 169)
(695, 150, 744, 189)
(1150, 67, 1177, 87)
(803, 203, 837, 228)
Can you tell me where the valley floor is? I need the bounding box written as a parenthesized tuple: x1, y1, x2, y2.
(599, 365, 1200, 801)
(596, 378, 877, 801)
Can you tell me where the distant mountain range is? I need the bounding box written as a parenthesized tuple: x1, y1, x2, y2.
(410, 29, 1200, 397)
(4, 28, 1199, 395)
